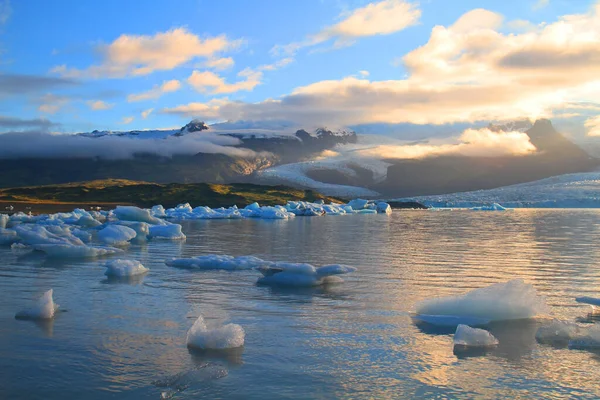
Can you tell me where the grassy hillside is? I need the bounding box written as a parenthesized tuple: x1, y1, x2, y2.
(0, 179, 341, 208)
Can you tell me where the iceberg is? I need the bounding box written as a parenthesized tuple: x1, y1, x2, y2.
(0, 228, 18, 245)
(0, 213, 8, 229)
(257, 262, 357, 287)
(166, 255, 270, 271)
(97, 225, 137, 246)
(415, 279, 548, 325)
(15, 225, 84, 246)
(470, 203, 509, 211)
(35, 244, 124, 258)
(453, 324, 499, 347)
(149, 224, 186, 240)
(347, 199, 369, 211)
(569, 324, 600, 349)
(113, 205, 164, 225)
(186, 315, 245, 350)
(151, 205, 166, 218)
(575, 296, 600, 310)
(115, 221, 150, 242)
(536, 320, 582, 346)
(15, 289, 58, 320)
(104, 259, 149, 277)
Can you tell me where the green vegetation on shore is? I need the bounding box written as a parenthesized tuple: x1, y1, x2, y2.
(0, 179, 341, 208)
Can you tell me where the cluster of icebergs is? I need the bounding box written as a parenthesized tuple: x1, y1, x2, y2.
(158, 198, 391, 220)
(414, 279, 600, 351)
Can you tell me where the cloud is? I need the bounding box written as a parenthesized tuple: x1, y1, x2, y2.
(0, 73, 78, 96)
(122, 116, 134, 124)
(187, 68, 262, 94)
(273, 0, 420, 55)
(258, 57, 294, 71)
(0, 0, 11, 25)
(51, 28, 242, 79)
(533, 0, 549, 11)
(352, 128, 537, 159)
(359, 70, 369, 77)
(127, 79, 181, 102)
(37, 94, 70, 114)
(0, 130, 263, 159)
(585, 115, 600, 136)
(161, 98, 227, 119)
(166, 4, 600, 127)
(199, 57, 235, 71)
(86, 100, 114, 110)
(141, 108, 154, 119)
(0, 115, 57, 131)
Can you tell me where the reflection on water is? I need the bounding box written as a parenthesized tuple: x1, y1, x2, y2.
(1, 210, 600, 398)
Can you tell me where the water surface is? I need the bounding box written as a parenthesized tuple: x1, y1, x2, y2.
(1, 210, 600, 399)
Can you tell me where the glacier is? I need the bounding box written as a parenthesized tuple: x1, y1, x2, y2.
(397, 170, 600, 209)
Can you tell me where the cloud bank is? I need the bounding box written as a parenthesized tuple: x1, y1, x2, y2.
(0, 131, 261, 159)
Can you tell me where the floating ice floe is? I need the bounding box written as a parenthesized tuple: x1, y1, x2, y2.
(470, 203, 510, 211)
(186, 315, 245, 350)
(535, 320, 582, 346)
(15, 289, 58, 320)
(256, 262, 356, 287)
(35, 244, 124, 258)
(113, 205, 165, 225)
(453, 324, 499, 348)
(97, 225, 137, 246)
(415, 279, 548, 326)
(568, 324, 600, 349)
(0, 227, 18, 245)
(166, 255, 269, 271)
(0, 213, 8, 229)
(575, 296, 600, 310)
(104, 259, 149, 277)
(115, 221, 150, 242)
(149, 224, 186, 240)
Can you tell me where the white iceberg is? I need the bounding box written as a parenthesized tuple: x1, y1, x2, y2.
(97, 225, 137, 246)
(166, 255, 269, 271)
(15, 225, 84, 246)
(151, 205, 166, 218)
(0, 228, 18, 245)
(186, 315, 245, 350)
(453, 324, 499, 347)
(415, 279, 548, 325)
(0, 213, 8, 229)
(15, 289, 59, 320)
(347, 199, 369, 211)
(569, 324, 600, 349)
(149, 224, 186, 240)
(115, 221, 150, 241)
(257, 262, 357, 287)
(470, 203, 510, 211)
(104, 259, 149, 277)
(114, 205, 164, 225)
(536, 320, 582, 345)
(35, 244, 124, 258)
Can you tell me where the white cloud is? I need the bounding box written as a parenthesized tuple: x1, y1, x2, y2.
(258, 57, 294, 71)
(165, 3, 600, 127)
(187, 68, 262, 94)
(359, 70, 369, 77)
(122, 116, 134, 124)
(273, 0, 420, 55)
(141, 108, 154, 119)
(585, 115, 600, 136)
(161, 98, 228, 119)
(127, 79, 181, 102)
(86, 100, 114, 110)
(200, 57, 235, 71)
(51, 28, 242, 79)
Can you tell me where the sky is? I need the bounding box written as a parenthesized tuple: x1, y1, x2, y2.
(0, 0, 599, 138)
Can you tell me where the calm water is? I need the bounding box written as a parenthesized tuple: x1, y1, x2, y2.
(2, 210, 600, 399)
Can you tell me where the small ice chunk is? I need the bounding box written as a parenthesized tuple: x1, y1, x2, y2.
(166, 255, 270, 270)
(453, 324, 499, 347)
(97, 225, 137, 246)
(15, 225, 84, 246)
(316, 264, 357, 277)
(35, 244, 124, 258)
(0, 213, 8, 229)
(151, 205, 166, 218)
(536, 320, 582, 345)
(114, 206, 164, 225)
(149, 224, 186, 240)
(104, 259, 149, 277)
(569, 324, 600, 349)
(0, 227, 18, 245)
(257, 261, 356, 287)
(15, 289, 58, 320)
(376, 202, 392, 214)
(186, 315, 245, 350)
(415, 279, 548, 323)
(347, 199, 369, 211)
(116, 221, 150, 241)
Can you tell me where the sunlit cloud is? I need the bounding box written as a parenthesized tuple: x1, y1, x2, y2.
(51, 28, 242, 79)
(127, 79, 181, 102)
(86, 100, 114, 110)
(141, 108, 154, 119)
(272, 0, 420, 56)
(585, 115, 600, 136)
(37, 93, 70, 115)
(122, 116, 134, 124)
(199, 57, 235, 71)
(187, 68, 262, 94)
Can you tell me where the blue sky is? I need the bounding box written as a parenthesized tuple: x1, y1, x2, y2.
(0, 0, 599, 135)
